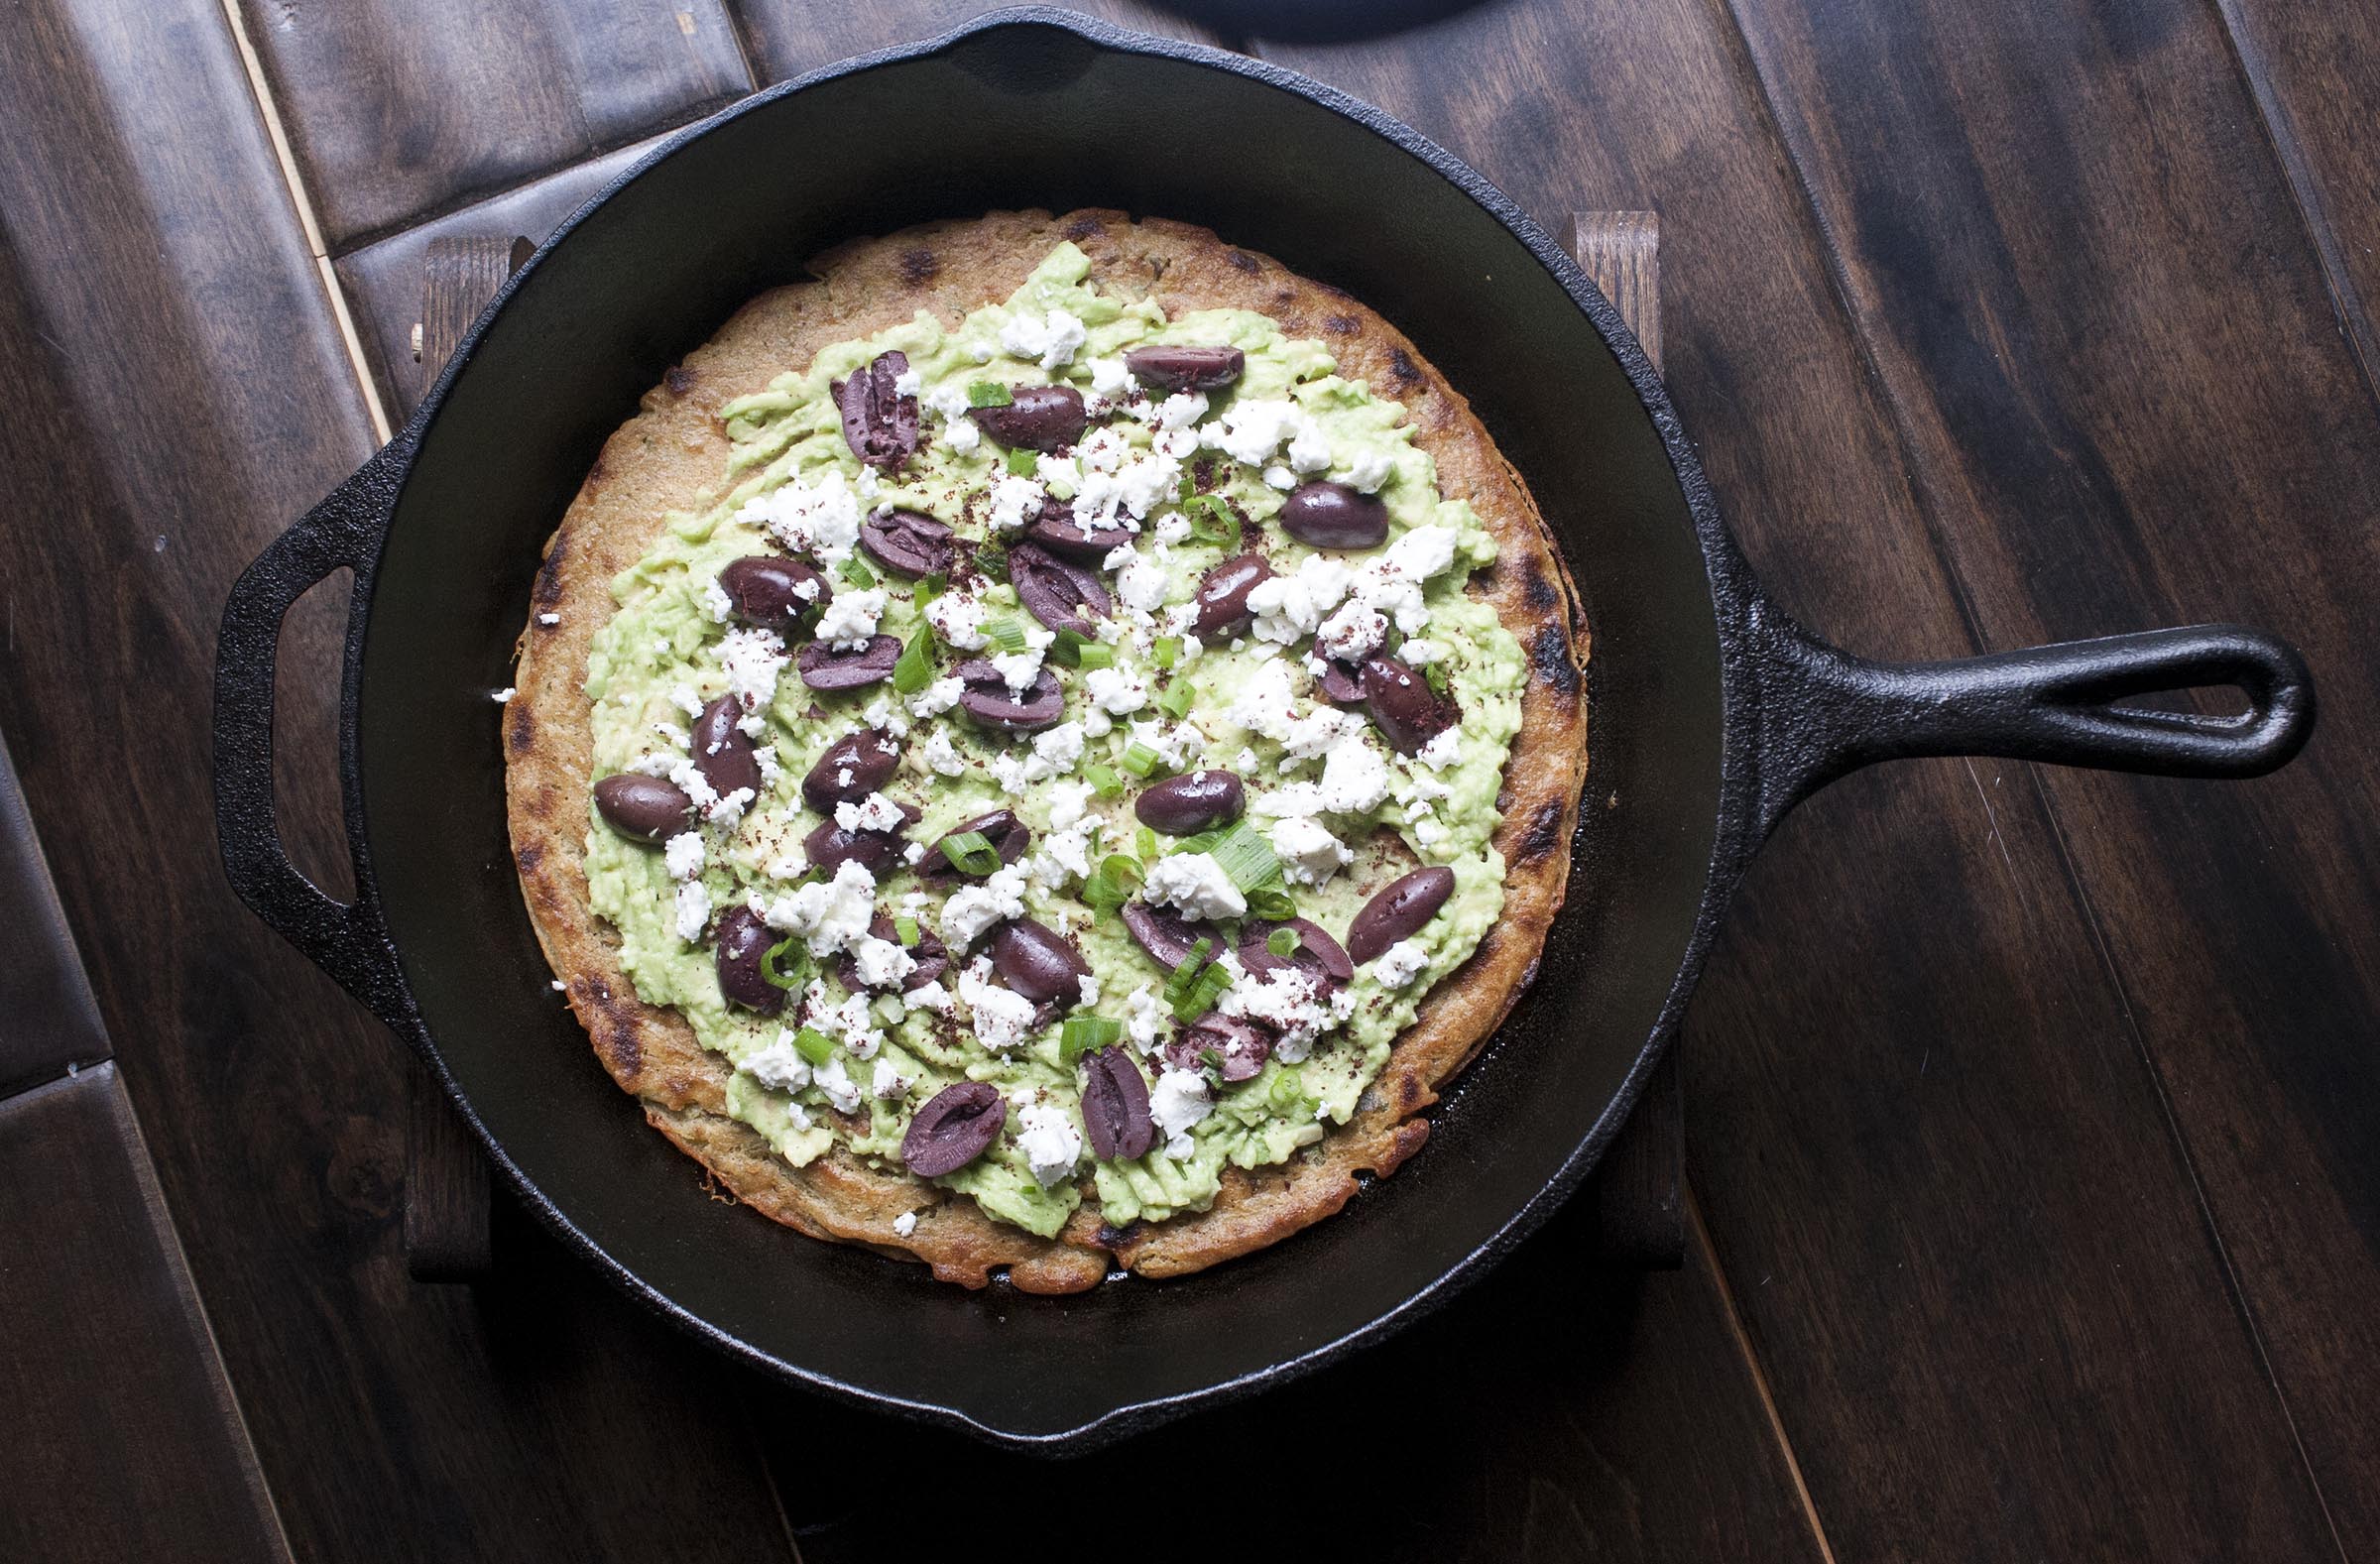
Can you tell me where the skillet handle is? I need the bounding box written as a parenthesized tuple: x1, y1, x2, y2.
(1751, 604, 2316, 838)
(213, 436, 414, 1028)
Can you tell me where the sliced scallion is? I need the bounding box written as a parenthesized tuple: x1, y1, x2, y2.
(1205, 818, 1282, 894)
(891, 631, 936, 694)
(839, 555, 877, 588)
(793, 1026, 835, 1065)
(985, 617, 1030, 655)
(892, 915, 921, 947)
(1074, 641, 1115, 669)
(761, 937, 811, 993)
(1084, 763, 1124, 799)
(1151, 637, 1180, 669)
(1266, 926, 1298, 958)
(1156, 679, 1196, 720)
(1005, 447, 1038, 477)
(967, 381, 1012, 408)
(1119, 742, 1163, 779)
(1059, 1015, 1123, 1061)
(938, 830, 1003, 877)
(1247, 886, 1297, 921)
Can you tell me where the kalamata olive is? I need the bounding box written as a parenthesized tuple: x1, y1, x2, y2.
(803, 801, 919, 876)
(592, 774, 693, 841)
(1240, 918, 1356, 987)
(1276, 481, 1390, 549)
(837, 349, 919, 469)
(1313, 660, 1366, 704)
(859, 508, 954, 578)
(1079, 1046, 1155, 1161)
(918, 809, 1031, 883)
(693, 696, 762, 798)
(837, 913, 948, 995)
(1191, 553, 1273, 640)
(1124, 345, 1246, 393)
(800, 729, 898, 813)
(968, 385, 1088, 451)
(1009, 542, 1111, 636)
(1346, 866, 1457, 965)
(1024, 504, 1124, 562)
(714, 904, 783, 1015)
(1134, 770, 1245, 835)
(1119, 902, 1225, 971)
(952, 659, 1066, 732)
(1360, 655, 1459, 755)
(797, 634, 903, 692)
(901, 1081, 1006, 1177)
(990, 917, 1091, 1004)
(1166, 1014, 1272, 1083)
(717, 555, 830, 632)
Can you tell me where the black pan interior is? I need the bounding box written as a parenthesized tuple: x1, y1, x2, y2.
(357, 17, 1726, 1443)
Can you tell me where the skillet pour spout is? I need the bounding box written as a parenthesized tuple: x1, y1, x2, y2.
(209, 7, 2316, 1453)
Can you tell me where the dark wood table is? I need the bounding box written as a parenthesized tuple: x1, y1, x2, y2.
(4, 2, 2375, 1558)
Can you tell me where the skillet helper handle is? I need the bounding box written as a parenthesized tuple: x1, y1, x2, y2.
(1754, 610, 2316, 835)
(213, 436, 414, 1025)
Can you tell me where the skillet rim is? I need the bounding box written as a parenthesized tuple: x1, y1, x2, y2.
(359, 5, 1753, 1451)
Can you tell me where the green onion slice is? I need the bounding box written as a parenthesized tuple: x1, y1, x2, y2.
(985, 617, 1030, 655)
(1119, 742, 1163, 779)
(1005, 447, 1038, 477)
(1060, 1015, 1124, 1061)
(1151, 636, 1180, 669)
(1048, 628, 1090, 667)
(938, 831, 1003, 877)
(1205, 818, 1282, 894)
(974, 544, 1009, 582)
(892, 915, 921, 947)
(1136, 825, 1159, 862)
(1247, 886, 1297, 921)
(967, 381, 1012, 408)
(1171, 962, 1234, 1023)
(839, 555, 877, 588)
(1156, 679, 1196, 720)
(891, 631, 936, 694)
(792, 1026, 835, 1066)
(761, 936, 812, 993)
(1265, 926, 1299, 958)
(1084, 763, 1124, 799)
(1074, 641, 1115, 669)
(1424, 662, 1451, 696)
(914, 571, 947, 607)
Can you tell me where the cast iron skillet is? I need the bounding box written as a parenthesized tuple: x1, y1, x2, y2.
(212, 9, 2314, 1452)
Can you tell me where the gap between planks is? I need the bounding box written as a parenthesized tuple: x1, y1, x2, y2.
(215, 0, 394, 442)
(1689, 1181, 1841, 1564)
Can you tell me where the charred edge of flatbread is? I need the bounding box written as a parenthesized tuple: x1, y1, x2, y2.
(505, 209, 1590, 1293)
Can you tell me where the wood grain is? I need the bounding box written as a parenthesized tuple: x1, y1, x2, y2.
(2215, 0, 2380, 398)
(0, 1065, 294, 1564)
(765, 1194, 1830, 1564)
(0, 1, 792, 1557)
(337, 138, 665, 417)
(235, 0, 752, 248)
(1259, 5, 2345, 1557)
(1722, 0, 2380, 1548)
(726, 0, 1224, 84)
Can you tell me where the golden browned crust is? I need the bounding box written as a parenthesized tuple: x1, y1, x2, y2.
(504, 210, 1591, 1293)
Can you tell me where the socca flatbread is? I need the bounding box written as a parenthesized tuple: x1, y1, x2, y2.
(504, 211, 1588, 1293)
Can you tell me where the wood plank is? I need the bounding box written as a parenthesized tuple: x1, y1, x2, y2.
(1720, 0, 2380, 1549)
(234, 0, 752, 248)
(727, 0, 1225, 84)
(2215, 0, 2380, 397)
(1256, 5, 2344, 1557)
(764, 1192, 1830, 1564)
(0, 1064, 294, 1564)
(0, 730, 111, 1095)
(0, 2, 795, 1557)
(336, 138, 665, 419)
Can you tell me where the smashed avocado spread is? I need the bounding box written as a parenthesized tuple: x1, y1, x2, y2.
(581, 243, 1525, 1239)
